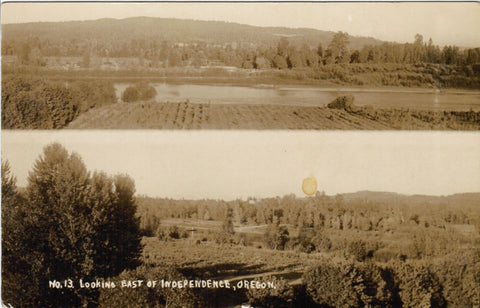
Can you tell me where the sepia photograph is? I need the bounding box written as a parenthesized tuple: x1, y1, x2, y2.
(1, 2, 480, 130)
(1, 1, 480, 308)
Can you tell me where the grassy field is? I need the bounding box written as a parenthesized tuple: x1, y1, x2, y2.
(67, 100, 480, 130)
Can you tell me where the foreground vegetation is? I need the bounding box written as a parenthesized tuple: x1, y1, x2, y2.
(2, 144, 142, 307)
(1, 76, 116, 129)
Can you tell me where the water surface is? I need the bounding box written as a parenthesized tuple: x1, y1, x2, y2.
(114, 83, 480, 111)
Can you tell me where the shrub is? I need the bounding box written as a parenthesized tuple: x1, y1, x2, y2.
(1, 76, 116, 129)
(121, 86, 140, 102)
(304, 261, 400, 307)
(327, 95, 355, 110)
(392, 261, 446, 308)
(246, 276, 295, 308)
(434, 249, 480, 307)
(121, 83, 157, 102)
(347, 240, 368, 262)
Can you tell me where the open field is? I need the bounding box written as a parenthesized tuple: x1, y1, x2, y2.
(67, 100, 480, 130)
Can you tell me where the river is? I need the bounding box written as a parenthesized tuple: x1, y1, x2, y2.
(114, 83, 480, 111)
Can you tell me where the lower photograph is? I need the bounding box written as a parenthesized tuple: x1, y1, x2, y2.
(1, 130, 480, 308)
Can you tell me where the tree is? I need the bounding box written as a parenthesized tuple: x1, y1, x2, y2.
(2, 161, 42, 307)
(2, 143, 142, 307)
(277, 37, 290, 58)
(264, 221, 289, 250)
(327, 31, 350, 63)
(316, 43, 325, 65)
(412, 34, 425, 63)
(272, 54, 288, 69)
(350, 50, 360, 63)
(217, 206, 235, 244)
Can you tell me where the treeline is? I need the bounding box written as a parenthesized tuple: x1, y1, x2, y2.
(5, 31, 479, 89)
(264, 62, 480, 88)
(4, 29, 480, 70)
(138, 192, 480, 264)
(1, 76, 116, 128)
(137, 193, 480, 235)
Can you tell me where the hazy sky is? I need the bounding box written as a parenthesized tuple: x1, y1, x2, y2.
(2, 131, 479, 200)
(1, 2, 480, 47)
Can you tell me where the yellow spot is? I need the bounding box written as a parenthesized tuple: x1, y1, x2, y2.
(302, 176, 317, 196)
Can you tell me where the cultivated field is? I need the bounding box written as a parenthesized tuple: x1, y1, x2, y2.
(67, 100, 480, 130)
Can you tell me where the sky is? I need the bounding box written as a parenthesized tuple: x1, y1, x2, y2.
(1, 2, 480, 47)
(2, 131, 479, 200)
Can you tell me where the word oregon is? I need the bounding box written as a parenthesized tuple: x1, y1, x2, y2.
(159, 280, 276, 290)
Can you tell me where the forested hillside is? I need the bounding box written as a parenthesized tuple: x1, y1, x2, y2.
(2, 17, 382, 58)
(3, 17, 479, 69)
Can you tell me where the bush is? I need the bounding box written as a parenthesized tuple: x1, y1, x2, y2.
(347, 240, 368, 262)
(121, 86, 140, 102)
(311, 234, 332, 252)
(247, 276, 295, 308)
(392, 261, 446, 308)
(121, 83, 157, 102)
(1, 76, 116, 129)
(303, 261, 400, 307)
(327, 95, 355, 110)
(434, 249, 480, 307)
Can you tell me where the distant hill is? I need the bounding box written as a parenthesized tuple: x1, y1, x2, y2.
(340, 190, 480, 207)
(2, 16, 384, 50)
(16, 185, 479, 205)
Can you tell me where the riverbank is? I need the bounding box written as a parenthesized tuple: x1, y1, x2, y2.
(3, 62, 480, 90)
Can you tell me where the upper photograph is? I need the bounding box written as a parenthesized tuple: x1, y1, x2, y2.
(2, 2, 479, 130)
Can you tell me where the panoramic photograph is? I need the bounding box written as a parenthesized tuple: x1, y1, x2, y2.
(2, 130, 480, 307)
(1, 2, 480, 130)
